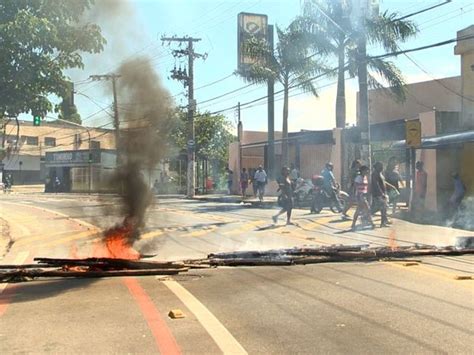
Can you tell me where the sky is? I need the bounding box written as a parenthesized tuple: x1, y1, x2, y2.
(59, 0, 474, 134)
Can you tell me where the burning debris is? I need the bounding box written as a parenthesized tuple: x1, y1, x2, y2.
(0, 257, 188, 283)
(95, 57, 173, 259)
(201, 244, 474, 267)
(2, 244, 472, 283)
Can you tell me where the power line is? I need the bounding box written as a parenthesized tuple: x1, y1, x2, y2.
(403, 52, 474, 102)
(394, 0, 452, 21)
(370, 33, 474, 60)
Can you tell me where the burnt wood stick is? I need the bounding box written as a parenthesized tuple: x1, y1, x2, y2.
(33, 257, 185, 269)
(0, 267, 189, 282)
(0, 264, 59, 269)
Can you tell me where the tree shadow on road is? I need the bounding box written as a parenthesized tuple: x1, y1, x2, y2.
(2, 278, 99, 305)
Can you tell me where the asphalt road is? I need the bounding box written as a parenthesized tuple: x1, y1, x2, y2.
(1, 193, 473, 354)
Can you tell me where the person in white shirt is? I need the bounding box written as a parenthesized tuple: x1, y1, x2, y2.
(253, 165, 267, 202)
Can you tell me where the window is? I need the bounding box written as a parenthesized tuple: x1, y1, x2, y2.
(74, 134, 82, 146)
(91, 140, 100, 150)
(21, 136, 38, 145)
(44, 137, 56, 147)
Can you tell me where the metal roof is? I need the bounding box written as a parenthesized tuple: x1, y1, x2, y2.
(392, 130, 474, 149)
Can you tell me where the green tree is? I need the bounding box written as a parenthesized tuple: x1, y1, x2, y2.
(171, 109, 235, 169)
(239, 24, 325, 166)
(299, 0, 417, 128)
(0, 0, 105, 119)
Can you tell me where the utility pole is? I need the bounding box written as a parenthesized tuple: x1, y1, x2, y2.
(161, 36, 206, 198)
(267, 25, 275, 179)
(353, 0, 377, 172)
(237, 102, 243, 177)
(357, 34, 371, 171)
(90, 74, 121, 165)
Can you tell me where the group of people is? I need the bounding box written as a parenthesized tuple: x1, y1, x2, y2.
(237, 165, 268, 201)
(234, 157, 466, 227)
(346, 158, 428, 230)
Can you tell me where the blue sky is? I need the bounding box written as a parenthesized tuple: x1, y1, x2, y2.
(63, 0, 474, 133)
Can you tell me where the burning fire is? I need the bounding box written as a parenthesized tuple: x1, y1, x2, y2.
(388, 230, 398, 251)
(93, 217, 140, 260)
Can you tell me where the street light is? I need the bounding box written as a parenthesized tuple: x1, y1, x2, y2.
(53, 118, 92, 194)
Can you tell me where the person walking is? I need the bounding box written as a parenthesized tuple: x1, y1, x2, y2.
(226, 167, 233, 195)
(448, 172, 465, 216)
(272, 166, 294, 225)
(254, 165, 267, 202)
(240, 168, 249, 198)
(412, 161, 428, 214)
(321, 162, 342, 212)
(54, 176, 61, 194)
(371, 162, 390, 227)
(342, 159, 362, 219)
(351, 165, 374, 231)
(290, 164, 299, 184)
(385, 157, 404, 215)
(249, 168, 258, 197)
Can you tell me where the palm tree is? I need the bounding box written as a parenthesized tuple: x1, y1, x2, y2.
(299, 0, 418, 128)
(239, 24, 325, 166)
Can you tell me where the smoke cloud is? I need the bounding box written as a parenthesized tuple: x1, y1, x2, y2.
(109, 57, 173, 243)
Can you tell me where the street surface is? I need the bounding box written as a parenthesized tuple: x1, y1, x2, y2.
(1, 193, 473, 354)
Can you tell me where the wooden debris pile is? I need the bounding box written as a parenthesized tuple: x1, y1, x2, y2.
(0, 257, 189, 283)
(1, 245, 473, 282)
(199, 244, 474, 267)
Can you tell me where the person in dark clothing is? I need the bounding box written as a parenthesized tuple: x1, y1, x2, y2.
(385, 157, 403, 214)
(371, 161, 390, 227)
(272, 167, 294, 225)
(342, 159, 362, 218)
(240, 168, 249, 198)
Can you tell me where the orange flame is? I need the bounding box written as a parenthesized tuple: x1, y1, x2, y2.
(92, 217, 140, 260)
(388, 230, 398, 251)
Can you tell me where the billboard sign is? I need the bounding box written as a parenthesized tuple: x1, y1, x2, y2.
(237, 12, 268, 74)
(405, 119, 422, 148)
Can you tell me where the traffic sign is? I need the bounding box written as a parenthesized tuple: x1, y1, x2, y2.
(405, 119, 421, 148)
(187, 139, 195, 148)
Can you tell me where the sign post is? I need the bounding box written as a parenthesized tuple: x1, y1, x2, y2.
(405, 118, 421, 211)
(405, 119, 422, 148)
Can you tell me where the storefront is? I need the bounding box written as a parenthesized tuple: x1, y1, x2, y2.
(44, 149, 117, 193)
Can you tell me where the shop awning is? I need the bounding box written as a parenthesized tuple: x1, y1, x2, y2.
(392, 130, 474, 149)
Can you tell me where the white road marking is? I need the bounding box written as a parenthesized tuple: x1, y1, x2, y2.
(0, 251, 30, 294)
(163, 280, 248, 355)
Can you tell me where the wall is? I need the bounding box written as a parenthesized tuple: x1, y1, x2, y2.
(360, 77, 462, 125)
(418, 111, 438, 211)
(461, 142, 474, 196)
(299, 143, 333, 178)
(455, 25, 474, 130)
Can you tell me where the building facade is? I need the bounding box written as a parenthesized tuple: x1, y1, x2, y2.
(1, 120, 115, 186)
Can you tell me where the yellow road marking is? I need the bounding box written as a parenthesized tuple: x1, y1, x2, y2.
(163, 280, 247, 355)
(15, 230, 82, 247)
(156, 207, 236, 224)
(277, 228, 331, 245)
(140, 230, 165, 240)
(181, 225, 218, 238)
(383, 262, 473, 288)
(301, 216, 352, 231)
(222, 220, 263, 235)
(37, 230, 100, 248)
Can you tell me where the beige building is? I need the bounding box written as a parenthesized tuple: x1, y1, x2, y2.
(362, 25, 474, 214)
(454, 25, 474, 129)
(1, 120, 115, 188)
